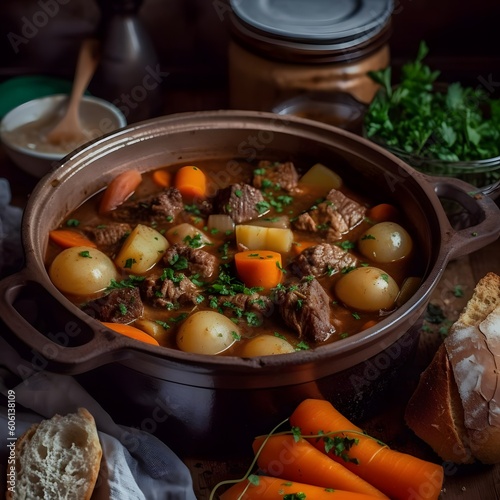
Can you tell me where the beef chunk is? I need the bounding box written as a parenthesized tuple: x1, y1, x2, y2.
(141, 273, 200, 308)
(292, 243, 357, 278)
(253, 160, 299, 192)
(82, 222, 131, 252)
(82, 287, 143, 323)
(214, 183, 265, 224)
(163, 244, 218, 280)
(277, 278, 335, 343)
(292, 188, 366, 241)
(326, 189, 366, 228)
(111, 187, 184, 223)
(293, 212, 317, 232)
(213, 293, 273, 324)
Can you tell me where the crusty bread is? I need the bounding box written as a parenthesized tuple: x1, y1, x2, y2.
(405, 272, 500, 464)
(6, 408, 102, 500)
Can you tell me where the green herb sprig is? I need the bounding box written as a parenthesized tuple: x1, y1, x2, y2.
(364, 41, 500, 163)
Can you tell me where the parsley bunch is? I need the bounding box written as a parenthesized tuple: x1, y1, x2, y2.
(364, 41, 500, 162)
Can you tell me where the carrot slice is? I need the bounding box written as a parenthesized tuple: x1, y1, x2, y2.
(152, 169, 171, 187)
(220, 475, 385, 500)
(49, 229, 97, 249)
(101, 322, 160, 346)
(366, 204, 399, 223)
(361, 320, 378, 331)
(234, 250, 283, 289)
(291, 240, 316, 256)
(174, 165, 206, 200)
(99, 169, 142, 214)
(289, 399, 444, 500)
(252, 434, 388, 498)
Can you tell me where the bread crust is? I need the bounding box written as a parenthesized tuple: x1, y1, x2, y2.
(405, 272, 500, 464)
(405, 344, 474, 463)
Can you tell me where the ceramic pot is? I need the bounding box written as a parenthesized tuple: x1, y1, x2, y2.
(1, 111, 498, 457)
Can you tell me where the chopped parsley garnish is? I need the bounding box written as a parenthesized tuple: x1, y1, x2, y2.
(361, 234, 376, 240)
(183, 232, 204, 248)
(295, 340, 310, 351)
(124, 258, 137, 269)
(168, 254, 189, 271)
(118, 303, 128, 315)
(255, 200, 271, 214)
(321, 432, 359, 464)
(107, 276, 146, 290)
(79, 250, 92, 258)
(336, 240, 356, 251)
(155, 320, 171, 329)
(66, 219, 80, 227)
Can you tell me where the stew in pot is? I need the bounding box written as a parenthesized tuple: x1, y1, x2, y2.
(45, 159, 422, 356)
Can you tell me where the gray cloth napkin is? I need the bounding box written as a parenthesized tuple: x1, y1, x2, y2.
(0, 334, 197, 500)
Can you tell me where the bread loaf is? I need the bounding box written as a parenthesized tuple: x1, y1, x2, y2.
(405, 272, 500, 464)
(6, 408, 102, 500)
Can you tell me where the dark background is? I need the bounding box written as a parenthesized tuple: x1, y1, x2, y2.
(1, 0, 499, 99)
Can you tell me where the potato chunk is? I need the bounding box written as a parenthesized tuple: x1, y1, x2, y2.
(115, 224, 169, 273)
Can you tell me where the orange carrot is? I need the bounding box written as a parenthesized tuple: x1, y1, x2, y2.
(252, 435, 388, 498)
(49, 229, 97, 249)
(99, 169, 142, 214)
(234, 250, 283, 289)
(291, 241, 316, 256)
(361, 320, 378, 331)
(174, 165, 206, 200)
(366, 204, 399, 223)
(220, 475, 385, 500)
(289, 399, 444, 500)
(152, 168, 171, 188)
(101, 322, 160, 346)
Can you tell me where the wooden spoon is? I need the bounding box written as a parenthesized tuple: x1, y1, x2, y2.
(46, 38, 100, 145)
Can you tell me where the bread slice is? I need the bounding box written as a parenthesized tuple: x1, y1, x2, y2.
(7, 408, 102, 500)
(405, 272, 500, 464)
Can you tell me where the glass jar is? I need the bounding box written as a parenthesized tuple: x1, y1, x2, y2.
(228, 0, 393, 111)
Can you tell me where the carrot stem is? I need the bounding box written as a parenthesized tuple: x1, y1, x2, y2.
(290, 399, 444, 500)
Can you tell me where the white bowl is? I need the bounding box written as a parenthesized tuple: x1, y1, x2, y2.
(0, 94, 127, 178)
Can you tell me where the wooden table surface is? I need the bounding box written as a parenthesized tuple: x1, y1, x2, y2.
(1, 89, 500, 499)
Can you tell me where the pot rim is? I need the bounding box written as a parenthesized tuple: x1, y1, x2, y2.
(6, 110, 500, 375)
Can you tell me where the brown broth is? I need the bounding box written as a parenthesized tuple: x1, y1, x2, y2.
(45, 159, 424, 355)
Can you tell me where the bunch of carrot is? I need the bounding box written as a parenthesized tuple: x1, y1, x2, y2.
(216, 399, 443, 500)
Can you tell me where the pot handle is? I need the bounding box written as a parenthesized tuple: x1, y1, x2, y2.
(0, 270, 146, 374)
(429, 176, 500, 261)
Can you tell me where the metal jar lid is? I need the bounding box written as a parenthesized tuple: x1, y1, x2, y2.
(229, 0, 393, 63)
